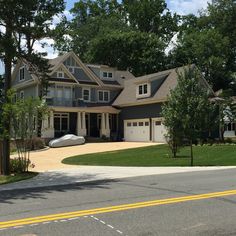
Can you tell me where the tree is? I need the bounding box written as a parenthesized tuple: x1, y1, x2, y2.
(86, 31, 166, 76)
(162, 66, 215, 165)
(0, 0, 64, 175)
(54, 0, 179, 75)
(169, 0, 236, 92)
(3, 96, 48, 173)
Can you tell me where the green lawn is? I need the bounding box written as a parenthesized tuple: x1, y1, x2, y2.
(62, 144, 236, 167)
(0, 172, 38, 185)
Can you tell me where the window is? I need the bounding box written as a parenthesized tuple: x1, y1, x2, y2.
(145, 122, 149, 126)
(57, 71, 64, 78)
(138, 84, 148, 95)
(83, 88, 90, 101)
(98, 90, 110, 102)
(54, 113, 69, 132)
(139, 122, 144, 126)
(127, 122, 132, 127)
(155, 121, 161, 126)
(20, 91, 24, 100)
(102, 71, 113, 79)
(133, 122, 137, 126)
(19, 67, 25, 81)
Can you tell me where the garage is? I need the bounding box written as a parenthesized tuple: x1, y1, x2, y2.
(124, 119, 150, 142)
(152, 119, 167, 143)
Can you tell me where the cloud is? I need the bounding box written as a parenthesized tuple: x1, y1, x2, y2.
(168, 0, 210, 15)
(33, 38, 58, 59)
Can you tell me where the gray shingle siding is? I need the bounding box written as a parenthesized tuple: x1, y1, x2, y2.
(17, 85, 37, 98)
(74, 68, 92, 82)
(13, 66, 33, 86)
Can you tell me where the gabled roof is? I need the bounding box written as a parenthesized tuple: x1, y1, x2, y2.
(113, 65, 213, 107)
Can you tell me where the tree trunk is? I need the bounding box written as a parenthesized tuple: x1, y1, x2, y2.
(2, 24, 13, 175)
(190, 139, 193, 166)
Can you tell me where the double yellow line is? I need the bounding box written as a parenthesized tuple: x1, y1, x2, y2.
(1, 189, 236, 229)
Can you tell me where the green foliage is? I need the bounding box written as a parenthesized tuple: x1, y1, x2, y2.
(162, 66, 216, 164)
(86, 31, 166, 76)
(10, 158, 34, 174)
(54, 0, 179, 76)
(170, 0, 236, 92)
(3, 96, 48, 173)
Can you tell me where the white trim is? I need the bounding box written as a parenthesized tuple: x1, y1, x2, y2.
(57, 71, 64, 78)
(54, 112, 69, 132)
(82, 87, 91, 102)
(136, 83, 151, 98)
(101, 71, 114, 80)
(19, 66, 25, 81)
(19, 90, 24, 100)
(97, 90, 110, 102)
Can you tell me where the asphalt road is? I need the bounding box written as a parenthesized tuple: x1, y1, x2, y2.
(1, 169, 236, 236)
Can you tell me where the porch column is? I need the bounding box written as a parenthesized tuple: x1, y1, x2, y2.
(100, 113, 110, 138)
(106, 113, 110, 137)
(77, 112, 82, 135)
(81, 112, 87, 136)
(41, 110, 55, 138)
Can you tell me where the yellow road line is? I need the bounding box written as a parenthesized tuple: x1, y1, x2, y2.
(1, 189, 236, 229)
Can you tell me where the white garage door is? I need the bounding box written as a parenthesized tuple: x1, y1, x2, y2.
(124, 119, 150, 142)
(152, 119, 167, 143)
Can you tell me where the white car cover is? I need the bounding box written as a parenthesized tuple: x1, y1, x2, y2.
(49, 134, 85, 148)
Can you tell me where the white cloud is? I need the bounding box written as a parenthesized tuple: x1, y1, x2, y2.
(168, 0, 210, 15)
(33, 38, 58, 59)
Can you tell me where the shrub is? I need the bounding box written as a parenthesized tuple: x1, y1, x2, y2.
(27, 137, 45, 151)
(10, 158, 35, 173)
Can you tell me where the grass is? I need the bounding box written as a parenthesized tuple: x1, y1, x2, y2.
(0, 172, 38, 185)
(62, 144, 236, 167)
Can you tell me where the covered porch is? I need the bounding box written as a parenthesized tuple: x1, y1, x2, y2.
(41, 106, 120, 140)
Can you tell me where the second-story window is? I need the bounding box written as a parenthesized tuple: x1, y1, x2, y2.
(83, 88, 90, 101)
(57, 71, 64, 78)
(103, 71, 113, 79)
(138, 84, 148, 95)
(98, 90, 109, 102)
(19, 67, 25, 81)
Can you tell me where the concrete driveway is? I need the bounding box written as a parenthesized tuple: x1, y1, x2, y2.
(25, 142, 157, 172)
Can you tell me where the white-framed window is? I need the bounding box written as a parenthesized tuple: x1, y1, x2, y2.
(57, 71, 64, 78)
(68, 66, 75, 74)
(54, 113, 69, 132)
(98, 90, 110, 102)
(82, 88, 90, 101)
(136, 83, 150, 98)
(19, 91, 24, 100)
(102, 71, 113, 79)
(19, 66, 25, 81)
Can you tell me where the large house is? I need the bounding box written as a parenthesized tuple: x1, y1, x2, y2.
(11, 51, 235, 142)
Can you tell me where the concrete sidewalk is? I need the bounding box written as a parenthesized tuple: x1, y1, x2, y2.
(1, 166, 236, 191)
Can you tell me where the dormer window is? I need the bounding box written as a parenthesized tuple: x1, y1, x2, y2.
(103, 71, 113, 79)
(19, 66, 25, 81)
(57, 72, 64, 78)
(136, 83, 151, 98)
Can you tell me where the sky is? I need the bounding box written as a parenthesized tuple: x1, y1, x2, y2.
(0, 0, 210, 74)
